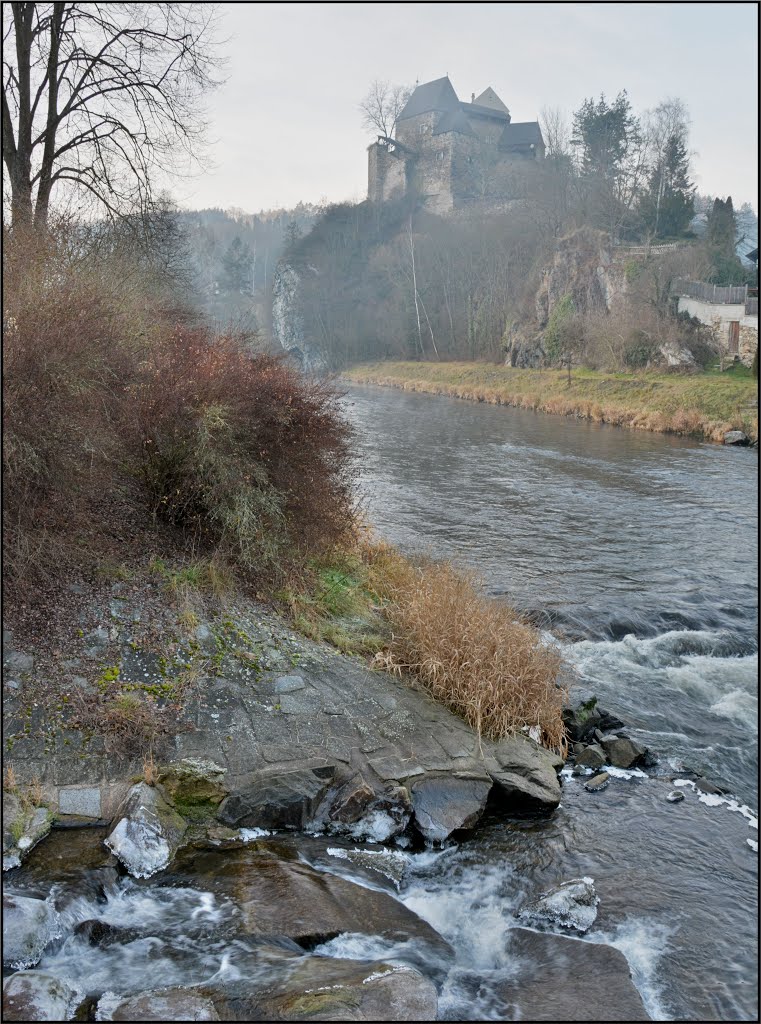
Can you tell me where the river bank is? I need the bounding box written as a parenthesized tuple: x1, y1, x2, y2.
(343, 361, 759, 443)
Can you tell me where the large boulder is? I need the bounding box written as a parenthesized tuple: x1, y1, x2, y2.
(100, 954, 438, 1022)
(408, 773, 492, 842)
(204, 958, 438, 1022)
(165, 845, 452, 956)
(105, 782, 187, 878)
(724, 430, 750, 446)
(157, 758, 229, 807)
(518, 877, 599, 933)
(2, 894, 60, 969)
(485, 735, 561, 811)
(3, 972, 78, 1022)
(600, 735, 646, 770)
(96, 988, 220, 1021)
(217, 767, 336, 831)
(499, 928, 650, 1021)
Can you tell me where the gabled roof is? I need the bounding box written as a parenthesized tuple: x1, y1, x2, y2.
(474, 87, 510, 115)
(460, 101, 510, 121)
(433, 108, 477, 137)
(398, 76, 460, 121)
(498, 121, 544, 150)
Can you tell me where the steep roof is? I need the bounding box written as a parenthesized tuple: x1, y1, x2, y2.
(474, 87, 510, 115)
(498, 121, 544, 150)
(433, 108, 477, 137)
(398, 76, 461, 121)
(460, 101, 510, 121)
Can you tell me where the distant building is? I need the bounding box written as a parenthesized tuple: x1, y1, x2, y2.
(368, 77, 544, 214)
(675, 280, 758, 366)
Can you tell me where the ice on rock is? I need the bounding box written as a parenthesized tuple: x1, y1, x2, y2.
(518, 877, 599, 934)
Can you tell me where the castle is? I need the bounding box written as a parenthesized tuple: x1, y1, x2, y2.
(367, 77, 545, 214)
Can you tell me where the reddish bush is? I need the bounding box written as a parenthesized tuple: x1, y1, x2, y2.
(137, 328, 356, 574)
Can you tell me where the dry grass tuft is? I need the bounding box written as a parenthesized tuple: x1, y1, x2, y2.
(373, 559, 566, 753)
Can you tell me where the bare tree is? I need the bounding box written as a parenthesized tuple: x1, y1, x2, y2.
(540, 105, 570, 161)
(359, 79, 412, 139)
(3, 2, 221, 228)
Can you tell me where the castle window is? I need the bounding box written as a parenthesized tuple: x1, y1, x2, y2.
(437, 150, 444, 161)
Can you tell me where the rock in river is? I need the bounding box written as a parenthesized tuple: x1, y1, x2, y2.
(2, 894, 60, 969)
(165, 844, 453, 957)
(485, 735, 562, 811)
(518, 877, 599, 933)
(408, 772, 492, 842)
(499, 928, 650, 1020)
(104, 782, 187, 878)
(3, 971, 78, 1022)
(600, 735, 646, 769)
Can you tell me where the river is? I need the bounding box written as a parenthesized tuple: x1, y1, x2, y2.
(341, 382, 759, 1020)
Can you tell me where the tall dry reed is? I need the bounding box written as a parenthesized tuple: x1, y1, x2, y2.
(374, 559, 566, 753)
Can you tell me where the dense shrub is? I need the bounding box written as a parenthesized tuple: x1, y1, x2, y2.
(137, 330, 356, 575)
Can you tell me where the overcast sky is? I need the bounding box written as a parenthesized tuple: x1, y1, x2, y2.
(176, 2, 758, 213)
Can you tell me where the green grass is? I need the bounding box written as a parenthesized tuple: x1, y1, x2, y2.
(277, 549, 391, 657)
(344, 361, 758, 442)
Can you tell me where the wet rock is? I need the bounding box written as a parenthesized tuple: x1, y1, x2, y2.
(562, 698, 602, 743)
(157, 758, 229, 807)
(695, 777, 729, 796)
(576, 744, 606, 770)
(666, 790, 685, 803)
(325, 845, 408, 887)
(105, 782, 187, 878)
(218, 766, 337, 831)
(597, 708, 626, 731)
(518, 877, 599, 933)
(3, 794, 53, 871)
(600, 735, 646, 769)
(2, 894, 60, 968)
(724, 430, 749, 446)
(325, 775, 412, 842)
(3, 971, 78, 1022)
(96, 987, 220, 1021)
(499, 928, 650, 1020)
(485, 735, 561, 811)
(166, 845, 452, 956)
(409, 773, 492, 842)
(584, 772, 610, 792)
(73, 919, 140, 947)
(204, 957, 438, 1021)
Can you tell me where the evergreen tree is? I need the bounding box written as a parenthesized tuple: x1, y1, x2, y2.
(641, 131, 695, 238)
(705, 197, 746, 284)
(571, 91, 645, 236)
(221, 236, 253, 292)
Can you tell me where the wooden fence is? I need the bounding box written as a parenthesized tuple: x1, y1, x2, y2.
(673, 280, 749, 304)
(746, 297, 758, 316)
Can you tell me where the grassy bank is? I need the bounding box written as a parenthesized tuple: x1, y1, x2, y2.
(344, 361, 758, 443)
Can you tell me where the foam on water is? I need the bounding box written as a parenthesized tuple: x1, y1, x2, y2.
(672, 778, 758, 829)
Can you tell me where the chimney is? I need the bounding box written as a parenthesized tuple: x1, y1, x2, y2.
(471, 93, 475, 103)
